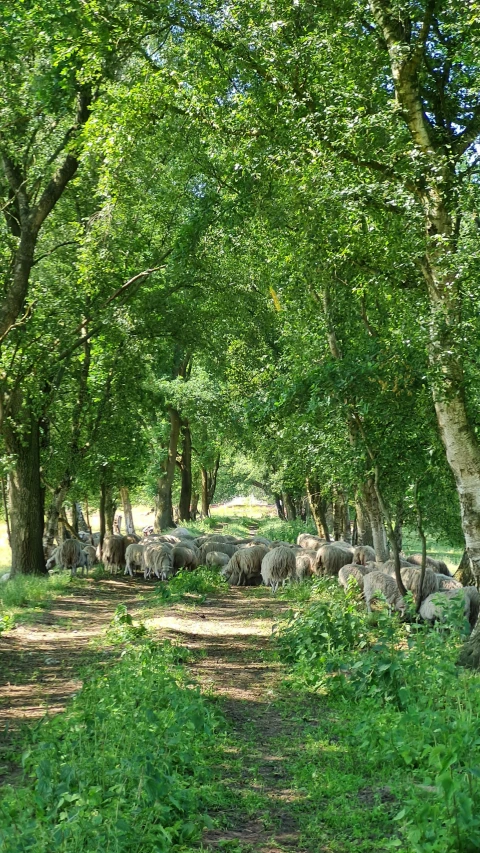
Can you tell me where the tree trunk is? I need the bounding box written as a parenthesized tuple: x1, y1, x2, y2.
(355, 496, 374, 547)
(306, 478, 330, 540)
(155, 407, 181, 531)
(274, 493, 285, 520)
(75, 502, 89, 533)
(120, 487, 135, 534)
(333, 490, 343, 540)
(455, 550, 475, 587)
(190, 490, 199, 520)
(105, 487, 115, 535)
(1, 478, 10, 547)
(200, 455, 220, 517)
(71, 502, 79, 536)
(99, 480, 106, 549)
(5, 409, 46, 575)
(283, 493, 296, 521)
(342, 498, 351, 543)
(178, 423, 192, 521)
(369, 0, 480, 588)
(361, 479, 389, 562)
(44, 484, 68, 549)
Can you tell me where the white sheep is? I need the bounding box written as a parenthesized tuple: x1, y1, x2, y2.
(205, 551, 230, 568)
(338, 563, 370, 590)
(125, 542, 145, 576)
(363, 571, 405, 614)
(353, 545, 376, 566)
(315, 543, 354, 577)
(261, 546, 296, 592)
(420, 587, 480, 631)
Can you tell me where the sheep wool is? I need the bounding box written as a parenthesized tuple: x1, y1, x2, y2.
(363, 571, 406, 614)
(406, 554, 451, 576)
(353, 545, 376, 566)
(223, 545, 269, 586)
(315, 543, 354, 577)
(338, 563, 370, 591)
(261, 546, 296, 592)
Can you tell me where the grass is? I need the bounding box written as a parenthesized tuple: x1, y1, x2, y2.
(0, 572, 81, 631)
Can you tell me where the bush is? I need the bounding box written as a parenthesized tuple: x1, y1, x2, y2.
(275, 579, 480, 851)
(0, 638, 219, 852)
(154, 566, 228, 606)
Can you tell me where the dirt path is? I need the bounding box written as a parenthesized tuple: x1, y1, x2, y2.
(0, 576, 153, 784)
(148, 589, 316, 852)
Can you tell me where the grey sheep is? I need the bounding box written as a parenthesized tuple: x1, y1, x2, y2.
(172, 544, 198, 572)
(51, 539, 87, 577)
(223, 545, 269, 586)
(338, 563, 370, 590)
(436, 574, 462, 591)
(125, 543, 145, 576)
(295, 550, 317, 580)
(315, 543, 354, 577)
(420, 587, 480, 631)
(261, 546, 297, 592)
(102, 535, 126, 574)
(406, 553, 451, 577)
(297, 533, 326, 550)
(385, 565, 439, 602)
(353, 545, 376, 566)
(382, 558, 417, 573)
(251, 536, 272, 547)
(83, 544, 97, 569)
(363, 571, 406, 614)
(205, 551, 230, 568)
(200, 541, 238, 563)
(142, 543, 173, 579)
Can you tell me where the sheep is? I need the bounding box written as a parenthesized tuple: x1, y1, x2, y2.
(353, 545, 376, 566)
(222, 545, 269, 586)
(151, 547, 175, 580)
(315, 543, 354, 577)
(170, 527, 192, 538)
(436, 574, 462, 591)
(172, 544, 198, 572)
(251, 536, 272, 547)
(295, 549, 317, 580)
(200, 541, 238, 563)
(420, 587, 480, 631)
(53, 539, 88, 577)
(261, 546, 296, 592)
(269, 540, 298, 549)
(381, 558, 417, 574)
(124, 533, 141, 545)
(102, 535, 126, 574)
(83, 544, 97, 569)
(143, 544, 174, 580)
(205, 551, 230, 568)
(78, 530, 93, 544)
(384, 564, 439, 602)
(297, 533, 326, 550)
(406, 553, 451, 577)
(125, 543, 145, 577)
(338, 563, 370, 590)
(363, 571, 406, 614)
(92, 532, 101, 546)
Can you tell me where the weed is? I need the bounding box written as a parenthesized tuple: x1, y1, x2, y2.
(153, 565, 228, 606)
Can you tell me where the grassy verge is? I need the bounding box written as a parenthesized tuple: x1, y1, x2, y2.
(150, 566, 229, 608)
(273, 578, 480, 852)
(0, 572, 80, 632)
(0, 622, 221, 852)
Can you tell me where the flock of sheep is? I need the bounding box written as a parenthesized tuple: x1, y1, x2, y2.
(45, 526, 476, 630)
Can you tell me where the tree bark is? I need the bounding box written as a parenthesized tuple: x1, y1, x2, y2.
(44, 484, 68, 549)
(99, 480, 107, 549)
(355, 495, 374, 547)
(361, 479, 389, 562)
(306, 478, 330, 540)
(5, 408, 46, 575)
(155, 407, 181, 531)
(274, 493, 285, 520)
(190, 490, 199, 520)
(120, 486, 135, 534)
(283, 493, 296, 521)
(200, 455, 220, 517)
(105, 487, 115, 535)
(178, 422, 192, 521)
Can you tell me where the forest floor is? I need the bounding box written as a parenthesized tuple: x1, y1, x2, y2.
(0, 575, 395, 852)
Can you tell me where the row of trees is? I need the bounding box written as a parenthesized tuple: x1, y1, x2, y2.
(1, 1, 479, 585)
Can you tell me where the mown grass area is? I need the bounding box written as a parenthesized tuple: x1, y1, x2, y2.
(273, 578, 480, 852)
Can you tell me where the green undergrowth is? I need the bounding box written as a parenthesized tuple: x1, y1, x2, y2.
(152, 565, 228, 607)
(0, 572, 78, 632)
(275, 578, 480, 852)
(0, 624, 221, 852)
